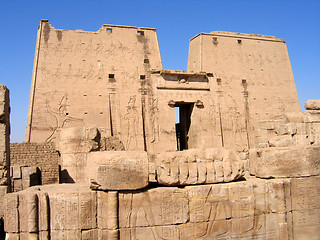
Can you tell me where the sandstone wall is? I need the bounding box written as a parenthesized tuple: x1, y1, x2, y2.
(26, 20, 162, 153)
(187, 31, 301, 150)
(0, 84, 10, 219)
(255, 107, 320, 147)
(10, 142, 59, 192)
(5, 176, 320, 240)
(26, 22, 302, 153)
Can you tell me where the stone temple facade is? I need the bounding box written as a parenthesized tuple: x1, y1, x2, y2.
(0, 20, 319, 239)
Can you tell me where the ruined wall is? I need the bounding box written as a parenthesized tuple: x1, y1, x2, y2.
(5, 176, 320, 240)
(10, 142, 59, 191)
(26, 20, 162, 153)
(188, 31, 300, 150)
(0, 84, 10, 219)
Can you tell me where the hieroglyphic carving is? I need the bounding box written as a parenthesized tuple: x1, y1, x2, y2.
(119, 187, 188, 239)
(150, 98, 159, 143)
(124, 95, 138, 150)
(45, 92, 83, 142)
(222, 103, 247, 150)
(4, 194, 19, 233)
(88, 151, 148, 190)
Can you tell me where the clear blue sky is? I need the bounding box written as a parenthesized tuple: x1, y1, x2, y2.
(1, 0, 319, 143)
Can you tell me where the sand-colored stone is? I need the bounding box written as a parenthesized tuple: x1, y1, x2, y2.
(25, 21, 301, 152)
(0, 84, 10, 222)
(250, 146, 320, 178)
(305, 99, 320, 110)
(88, 151, 149, 190)
(2, 20, 320, 239)
(154, 148, 244, 186)
(3, 177, 320, 240)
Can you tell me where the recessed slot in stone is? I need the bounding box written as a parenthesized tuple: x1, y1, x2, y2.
(137, 30, 144, 36)
(213, 37, 218, 45)
(140, 75, 146, 80)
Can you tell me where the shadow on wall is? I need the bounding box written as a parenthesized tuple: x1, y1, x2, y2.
(59, 166, 75, 183)
(0, 218, 4, 240)
(29, 167, 42, 186)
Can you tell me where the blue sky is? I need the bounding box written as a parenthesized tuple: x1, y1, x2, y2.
(0, 0, 319, 143)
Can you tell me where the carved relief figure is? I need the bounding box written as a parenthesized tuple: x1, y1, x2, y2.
(46, 92, 82, 142)
(124, 95, 138, 150)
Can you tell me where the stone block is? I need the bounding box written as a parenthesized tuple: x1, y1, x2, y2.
(155, 148, 244, 186)
(290, 176, 320, 211)
(18, 193, 38, 233)
(292, 209, 320, 240)
(5, 233, 20, 240)
(284, 112, 304, 123)
(97, 191, 118, 230)
(11, 165, 21, 179)
(250, 146, 320, 178)
(119, 187, 189, 228)
(187, 184, 230, 223)
(12, 179, 23, 192)
(49, 190, 97, 231)
(305, 99, 320, 110)
(268, 135, 293, 147)
(87, 151, 149, 190)
(98, 229, 119, 240)
(37, 192, 49, 231)
(4, 193, 19, 233)
(228, 182, 255, 219)
(292, 134, 313, 146)
(303, 110, 320, 123)
(58, 127, 100, 153)
(266, 179, 291, 213)
(82, 229, 98, 240)
(50, 229, 81, 240)
(19, 233, 38, 240)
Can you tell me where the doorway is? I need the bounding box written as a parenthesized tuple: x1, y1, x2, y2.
(175, 103, 194, 150)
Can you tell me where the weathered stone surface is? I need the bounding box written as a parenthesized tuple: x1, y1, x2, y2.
(117, 178, 306, 239)
(0, 84, 9, 221)
(4, 177, 320, 240)
(10, 142, 60, 189)
(4, 184, 98, 238)
(284, 112, 304, 123)
(305, 99, 320, 110)
(4, 193, 19, 233)
(303, 110, 320, 123)
(87, 151, 149, 190)
(58, 127, 100, 154)
(250, 146, 320, 178)
(119, 187, 189, 228)
(154, 148, 244, 186)
(290, 176, 320, 239)
(4, 22, 320, 240)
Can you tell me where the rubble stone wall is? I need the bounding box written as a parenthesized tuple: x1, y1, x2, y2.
(10, 142, 59, 191)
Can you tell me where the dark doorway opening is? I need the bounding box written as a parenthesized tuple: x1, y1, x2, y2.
(175, 103, 194, 151)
